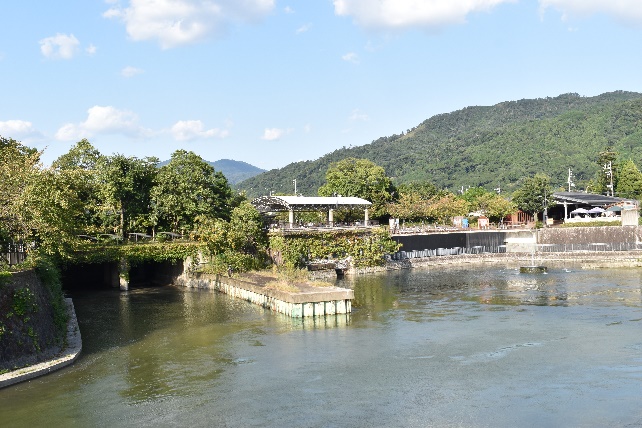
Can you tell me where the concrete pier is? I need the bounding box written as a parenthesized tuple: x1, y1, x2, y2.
(175, 272, 353, 318)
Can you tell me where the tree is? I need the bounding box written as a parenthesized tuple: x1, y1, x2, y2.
(512, 174, 554, 222)
(18, 168, 85, 256)
(1, 137, 86, 256)
(318, 158, 395, 218)
(425, 193, 469, 224)
(95, 154, 158, 241)
(151, 150, 233, 234)
(193, 201, 268, 273)
(615, 159, 642, 199)
(52, 140, 103, 234)
(475, 192, 517, 223)
(52, 139, 101, 171)
(460, 187, 516, 223)
(0, 137, 41, 240)
(594, 148, 618, 196)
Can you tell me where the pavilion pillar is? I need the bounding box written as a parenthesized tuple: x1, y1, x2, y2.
(289, 209, 294, 228)
(564, 201, 568, 220)
(329, 209, 334, 227)
(364, 208, 369, 226)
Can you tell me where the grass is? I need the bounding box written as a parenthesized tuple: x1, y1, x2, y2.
(261, 266, 335, 292)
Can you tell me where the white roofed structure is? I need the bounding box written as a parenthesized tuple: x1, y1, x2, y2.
(251, 195, 373, 228)
(252, 195, 371, 212)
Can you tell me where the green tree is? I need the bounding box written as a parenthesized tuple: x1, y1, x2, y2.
(95, 154, 158, 241)
(318, 158, 395, 219)
(193, 201, 268, 273)
(18, 168, 85, 256)
(475, 192, 517, 223)
(512, 174, 554, 222)
(594, 148, 618, 195)
(615, 159, 642, 199)
(151, 150, 233, 234)
(52, 140, 103, 234)
(460, 187, 516, 223)
(425, 193, 469, 224)
(52, 139, 101, 171)
(0, 137, 41, 240)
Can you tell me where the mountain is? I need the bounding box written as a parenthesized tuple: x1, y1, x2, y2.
(210, 159, 265, 184)
(237, 91, 642, 197)
(158, 158, 265, 184)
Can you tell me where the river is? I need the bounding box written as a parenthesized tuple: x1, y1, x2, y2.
(1, 265, 642, 427)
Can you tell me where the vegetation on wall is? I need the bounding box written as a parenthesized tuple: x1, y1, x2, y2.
(269, 228, 400, 269)
(0, 255, 68, 371)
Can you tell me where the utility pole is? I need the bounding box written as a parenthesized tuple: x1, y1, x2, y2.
(567, 168, 575, 192)
(293, 179, 297, 195)
(603, 162, 613, 196)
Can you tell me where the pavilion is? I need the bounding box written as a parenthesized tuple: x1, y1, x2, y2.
(251, 195, 372, 228)
(553, 192, 635, 220)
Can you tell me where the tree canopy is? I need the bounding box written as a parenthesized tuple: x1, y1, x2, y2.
(318, 157, 395, 218)
(512, 174, 554, 221)
(151, 150, 234, 234)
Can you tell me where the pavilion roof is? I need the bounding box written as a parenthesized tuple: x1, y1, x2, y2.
(251, 195, 372, 212)
(553, 191, 629, 206)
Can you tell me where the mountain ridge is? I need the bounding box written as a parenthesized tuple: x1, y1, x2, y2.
(237, 91, 642, 197)
(158, 158, 265, 185)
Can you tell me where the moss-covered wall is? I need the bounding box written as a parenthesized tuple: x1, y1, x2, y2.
(0, 270, 67, 371)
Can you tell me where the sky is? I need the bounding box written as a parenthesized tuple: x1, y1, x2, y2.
(2, 1, 642, 171)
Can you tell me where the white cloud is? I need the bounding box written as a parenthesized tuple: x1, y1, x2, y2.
(342, 52, 359, 63)
(284, 6, 294, 14)
(333, 0, 514, 31)
(296, 23, 312, 34)
(39, 33, 80, 59)
(55, 105, 151, 140)
(261, 127, 292, 141)
(86, 44, 97, 55)
(539, 0, 642, 25)
(0, 120, 44, 140)
(121, 66, 144, 77)
(104, 0, 275, 49)
(171, 120, 229, 141)
(349, 108, 369, 122)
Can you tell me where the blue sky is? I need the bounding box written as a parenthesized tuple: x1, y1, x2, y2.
(2, 1, 642, 171)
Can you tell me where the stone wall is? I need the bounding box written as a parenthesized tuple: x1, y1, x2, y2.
(538, 226, 640, 245)
(0, 271, 64, 370)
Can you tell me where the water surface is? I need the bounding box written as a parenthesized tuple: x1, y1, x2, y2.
(1, 266, 641, 427)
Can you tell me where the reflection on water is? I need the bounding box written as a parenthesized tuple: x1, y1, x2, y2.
(1, 266, 642, 427)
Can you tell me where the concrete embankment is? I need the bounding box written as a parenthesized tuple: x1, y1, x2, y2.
(175, 272, 353, 318)
(0, 298, 82, 388)
(387, 251, 642, 270)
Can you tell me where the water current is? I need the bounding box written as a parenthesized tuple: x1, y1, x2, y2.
(1, 265, 642, 427)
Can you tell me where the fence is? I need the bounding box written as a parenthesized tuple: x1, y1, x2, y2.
(389, 241, 641, 261)
(2, 242, 27, 266)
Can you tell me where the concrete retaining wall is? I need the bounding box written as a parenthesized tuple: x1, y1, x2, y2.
(174, 268, 352, 318)
(0, 298, 82, 389)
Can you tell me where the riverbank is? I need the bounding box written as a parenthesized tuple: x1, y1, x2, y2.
(386, 250, 642, 270)
(0, 298, 81, 388)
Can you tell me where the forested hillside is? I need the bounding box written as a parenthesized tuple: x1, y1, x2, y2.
(237, 91, 642, 197)
(159, 158, 265, 184)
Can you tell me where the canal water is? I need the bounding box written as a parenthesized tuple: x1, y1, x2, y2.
(2, 266, 642, 427)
